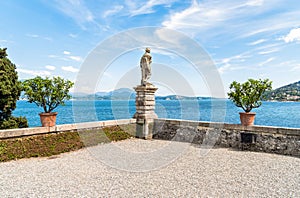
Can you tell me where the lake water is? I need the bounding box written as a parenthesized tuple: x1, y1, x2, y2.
(13, 100, 300, 128)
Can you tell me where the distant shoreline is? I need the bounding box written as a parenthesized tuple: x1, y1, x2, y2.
(18, 98, 299, 102)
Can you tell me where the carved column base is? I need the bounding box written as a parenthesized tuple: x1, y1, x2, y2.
(133, 84, 158, 139)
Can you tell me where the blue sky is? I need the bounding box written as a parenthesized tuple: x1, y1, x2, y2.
(0, 0, 300, 96)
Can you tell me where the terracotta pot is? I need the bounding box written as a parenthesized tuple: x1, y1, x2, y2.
(239, 112, 256, 126)
(39, 112, 58, 127)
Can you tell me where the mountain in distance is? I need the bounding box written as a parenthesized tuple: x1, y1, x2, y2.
(264, 80, 300, 101)
(94, 91, 108, 97)
(72, 88, 136, 100)
(155, 95, 211, 100)
(96, 88, 136, 100)
(72, 88, 213, 100)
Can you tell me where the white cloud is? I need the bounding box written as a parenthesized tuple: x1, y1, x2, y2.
(26, 34, 39, 38)
(217, 53, 251, 65)
(245, 0, 264, 6)
(69, 56, 82, 62)
(251, 43, 283, 56)
(240, 10, 300, 38)
(69, 33, 78, 38)
(258, 48, 279, 55)
(290, 64, 300, 71)
(45, 65, 56, 71)
(161, 0, 275, 40)
(218, 64, 231, 74)
(281, 28, 300, 43)
(217, 63, 243, 74)
(216, 53, 249, 74)
(152, 48, 178, 58)
(129, 0, 177, 16)
(103, 72, 112, 78)
(248, 39, 267, 45)
(48, 53, 82, 62)
(259, 57, 275, 66)
(162, 0, 300, 44)
(0, 39, 10, 44)
(255, 43, 282, 51)
(103, 5, 124, 18)
(162, 0, 271, 31)
(154, 28, 184, 47)
(62, 66, 79, 73)
(26, 34, 52, 41)
(17, 68, 51, 77)
(48, 54, 59, 58)
(162, 0, 227, 30)
(62, 51, 82, 62)
(53, 0, 94, 29)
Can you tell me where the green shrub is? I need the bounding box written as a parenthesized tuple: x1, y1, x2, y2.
(0, 47, 28, 129)
(0, 116, 28, 129)
(22, 76, 74, 113)
(228, 79, 272, 112)
(103, 126, 133, 141)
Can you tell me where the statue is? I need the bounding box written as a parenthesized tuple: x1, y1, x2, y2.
(140, 47, 152, 86)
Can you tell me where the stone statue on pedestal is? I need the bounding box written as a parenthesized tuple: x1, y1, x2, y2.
(140, 48, 152, 86)
(134, 47, 157, 139)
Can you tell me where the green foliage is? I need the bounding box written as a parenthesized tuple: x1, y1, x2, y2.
(0, 126, 133, 162)
(0, 48, 21, 120)
(0, 116, 28, 129)
(104, 130, 132, 141)
(0, 132, 84, 162)
(22, 76, 74, 113)
(103, 125, 133, 141)
(263, 80, 300, 101)
(0, 47, 28, 129)
(228, 79, 272, 112)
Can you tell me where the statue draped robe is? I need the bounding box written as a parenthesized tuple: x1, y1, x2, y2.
(140, 51, 152, 86)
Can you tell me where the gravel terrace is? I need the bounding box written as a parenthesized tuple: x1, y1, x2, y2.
(0, 138, 299, 197)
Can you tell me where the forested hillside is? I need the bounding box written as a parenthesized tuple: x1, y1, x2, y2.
(264, 81, 300, 101)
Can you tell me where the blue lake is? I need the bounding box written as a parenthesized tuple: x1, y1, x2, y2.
(13, 100, 300, 128)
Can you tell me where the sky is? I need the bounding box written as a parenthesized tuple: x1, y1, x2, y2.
(0, 0, 300, 97)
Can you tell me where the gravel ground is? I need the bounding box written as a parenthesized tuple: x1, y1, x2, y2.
(0, 138, 299, 197)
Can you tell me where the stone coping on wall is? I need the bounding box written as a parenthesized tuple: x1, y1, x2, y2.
(0, 118, 299, 140)
(154, 118, 300, 136)
(0, 119, 136, 139)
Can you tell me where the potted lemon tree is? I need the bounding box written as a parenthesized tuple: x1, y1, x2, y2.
(228, 79, 272, 126)
(22, 76, 74, 127)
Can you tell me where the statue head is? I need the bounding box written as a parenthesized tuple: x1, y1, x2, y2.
(145, 47, 151, 53)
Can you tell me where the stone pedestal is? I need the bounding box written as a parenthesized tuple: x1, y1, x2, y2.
(133, 84, 158, 139)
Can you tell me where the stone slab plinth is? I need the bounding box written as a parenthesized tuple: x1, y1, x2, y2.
(133, 84, 158, 139)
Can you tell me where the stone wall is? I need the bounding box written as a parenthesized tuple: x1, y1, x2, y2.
(153, 119, 300, 157)
(0, 119, 136, 139)
(1, 118, 299, 157)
